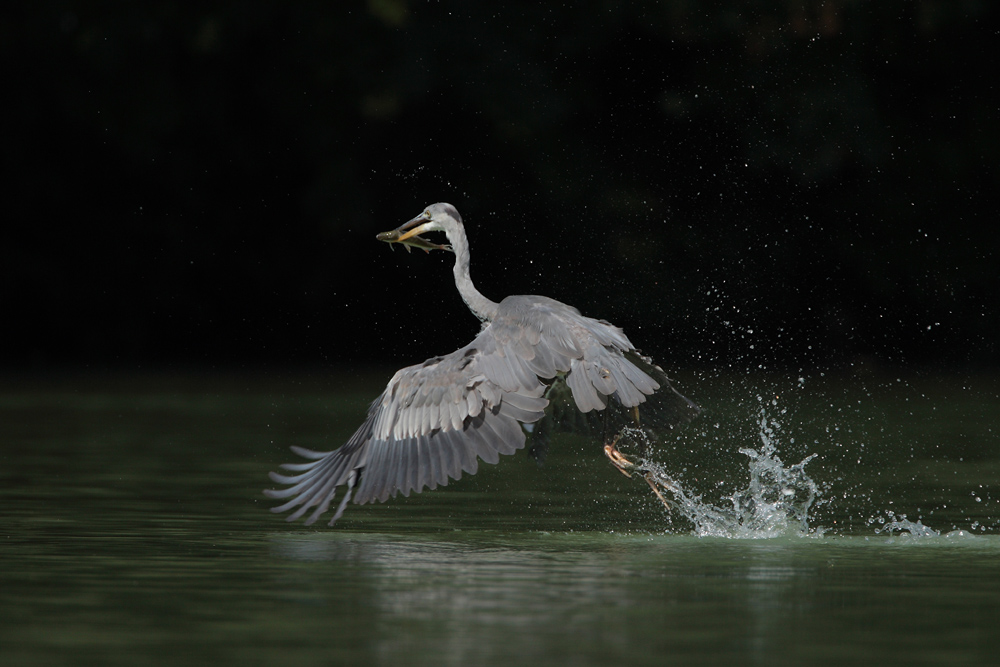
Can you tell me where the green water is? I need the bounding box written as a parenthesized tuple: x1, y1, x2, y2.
(2, 370, 998, 665)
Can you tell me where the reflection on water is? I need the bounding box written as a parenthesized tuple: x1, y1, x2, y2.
(263, 531, 1000, 666)
(1, 371, 999, 666)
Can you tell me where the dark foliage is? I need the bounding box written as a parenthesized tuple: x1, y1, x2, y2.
(4, 1, 997, 370)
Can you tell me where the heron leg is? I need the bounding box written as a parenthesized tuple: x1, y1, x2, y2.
(604, 434, 677, 512)
(641, 474, 674, 510)
(603, 434, 636, 478)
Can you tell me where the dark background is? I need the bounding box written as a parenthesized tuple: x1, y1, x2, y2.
(4, 1, 997, 374)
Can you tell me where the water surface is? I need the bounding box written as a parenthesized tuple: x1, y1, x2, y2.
(2, 370, 998, 665)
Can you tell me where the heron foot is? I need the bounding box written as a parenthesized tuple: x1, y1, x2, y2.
(604, 437, 638, 478)
(604, 438, 678, 512)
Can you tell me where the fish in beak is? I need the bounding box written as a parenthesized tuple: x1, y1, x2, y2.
(376, 212, 452, 253)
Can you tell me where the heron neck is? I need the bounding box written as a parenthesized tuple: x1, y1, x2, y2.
(449, 224, 499, 323)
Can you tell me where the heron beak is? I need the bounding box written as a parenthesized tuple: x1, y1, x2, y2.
(376, 214, 452, 253)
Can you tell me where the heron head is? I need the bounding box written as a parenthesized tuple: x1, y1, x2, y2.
(376, 203, 458, 253)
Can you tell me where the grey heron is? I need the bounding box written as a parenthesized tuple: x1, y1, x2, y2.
(265, 202, 700, 525)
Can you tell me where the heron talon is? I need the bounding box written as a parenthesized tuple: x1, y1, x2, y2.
(604, 438, 637, 478)
(604, 438, 678, 513)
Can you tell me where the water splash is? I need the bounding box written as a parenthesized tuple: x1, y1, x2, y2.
(624, 406, 822, 538)
(869, 514, 983, 542)
(876, 516, 939, 538)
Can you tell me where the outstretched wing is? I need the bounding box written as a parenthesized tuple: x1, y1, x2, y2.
(265, 295, 698, 526)
(264, 332, 548, 526)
